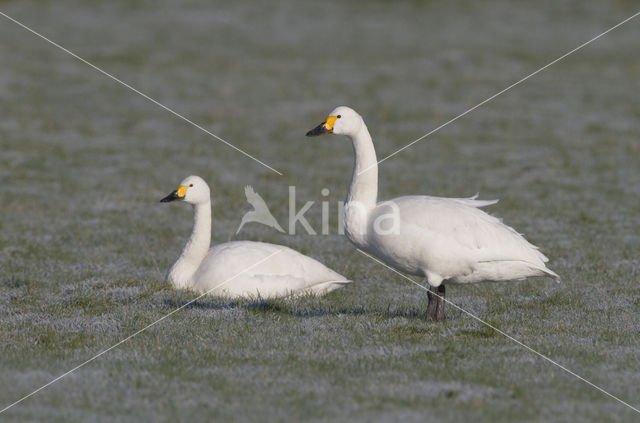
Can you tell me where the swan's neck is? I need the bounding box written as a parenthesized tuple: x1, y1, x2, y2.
(344, 123, 378, 247)
(167, 201, 212, 289)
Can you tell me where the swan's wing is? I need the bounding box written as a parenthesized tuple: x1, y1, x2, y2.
(387, 195, 549, 266)
(192, 241, 349, 298)
(218, 274, 351, 299)
(451, 192, 499, 208)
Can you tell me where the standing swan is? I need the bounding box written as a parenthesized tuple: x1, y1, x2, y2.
(306, 106, 558, 320)
(160, 175, 350, 299)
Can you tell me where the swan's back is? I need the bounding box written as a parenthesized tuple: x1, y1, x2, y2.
(367, 195, 558, 284)
(191, 241, 350, 298)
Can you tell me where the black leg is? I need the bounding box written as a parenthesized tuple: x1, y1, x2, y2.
(426, 284, 446, 321)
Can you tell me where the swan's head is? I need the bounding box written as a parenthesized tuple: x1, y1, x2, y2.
(306, 106, 363, 138)
(160, 175, 210, 205)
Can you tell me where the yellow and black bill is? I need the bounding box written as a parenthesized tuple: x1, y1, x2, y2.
(160, 185, 188, 203)
(306, 115, 337, 137)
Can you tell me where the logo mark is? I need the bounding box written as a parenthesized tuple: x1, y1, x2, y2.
(235, 186, 400, 236)
(236, 186, 285, 234)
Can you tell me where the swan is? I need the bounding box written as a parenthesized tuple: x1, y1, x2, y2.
(306, 106, 558, 320)
(160, 175, 350, 299)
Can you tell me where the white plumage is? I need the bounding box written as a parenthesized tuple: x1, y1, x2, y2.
(307, 106, 558, 320)
(161, 175, 350, 299)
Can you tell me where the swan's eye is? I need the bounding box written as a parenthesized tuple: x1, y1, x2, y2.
(337, 115, 342, 118)
(189, 184, 193, 187)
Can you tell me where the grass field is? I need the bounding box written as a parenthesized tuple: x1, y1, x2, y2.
(1, 0, 639, 421)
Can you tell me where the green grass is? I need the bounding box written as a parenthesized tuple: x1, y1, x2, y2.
(1, 0, 640, 421)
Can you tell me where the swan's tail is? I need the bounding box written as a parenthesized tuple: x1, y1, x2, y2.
(474, 259, 560, 283)
(538, 265, 560, 281)
(515, 259, 560, 281)
(312, 279, 352, 294)
(327, 279, 353, 285)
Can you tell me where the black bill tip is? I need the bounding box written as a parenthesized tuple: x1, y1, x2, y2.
(160, 191, 180, 203)
(306, 122, 330, 137)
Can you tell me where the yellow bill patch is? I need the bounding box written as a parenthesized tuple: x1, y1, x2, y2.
(176, 185, 188, 198)
(324, 115, 338, 130)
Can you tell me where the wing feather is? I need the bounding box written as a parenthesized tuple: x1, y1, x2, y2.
(389, 195, 549, 266)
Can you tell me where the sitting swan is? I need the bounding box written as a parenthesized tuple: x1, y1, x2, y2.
(160, 175, 350, 299)
(306, 106, 558, 320)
